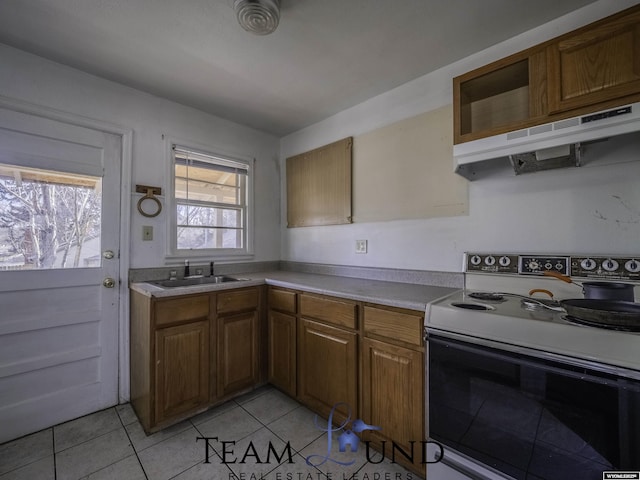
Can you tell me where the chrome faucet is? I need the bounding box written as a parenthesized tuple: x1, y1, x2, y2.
(184, 259, 190, 278)
(209, 261, 215, 277)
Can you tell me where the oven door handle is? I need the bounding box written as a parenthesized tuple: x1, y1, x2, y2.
(427, 333, 640, 390)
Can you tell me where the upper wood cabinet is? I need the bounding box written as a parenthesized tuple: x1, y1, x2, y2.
(454, 48, 548, 143)
(547, 7, 640, 113)
(454, 4, 640, 145)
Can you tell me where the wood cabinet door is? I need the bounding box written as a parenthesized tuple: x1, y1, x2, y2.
(268, 311, 296, 396)
(217, 311, 258, 397)
(547, 7, 640, 113)
(155, 320, 209, 425)
(298, 318, 357, 425)
(361, 338, 424, 473)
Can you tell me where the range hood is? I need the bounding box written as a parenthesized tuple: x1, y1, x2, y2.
(454, 102, 640, 180)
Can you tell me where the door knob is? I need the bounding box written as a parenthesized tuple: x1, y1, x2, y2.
(103, 250, 115, 259)
(103, 277, 116, 288)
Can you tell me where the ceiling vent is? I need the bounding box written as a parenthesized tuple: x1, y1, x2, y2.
(234, 0, 280, 35)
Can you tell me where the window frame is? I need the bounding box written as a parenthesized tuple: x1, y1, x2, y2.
(166, 139, 254, 261)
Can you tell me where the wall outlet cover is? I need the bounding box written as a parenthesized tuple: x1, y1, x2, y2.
(356, 239, 368, 254)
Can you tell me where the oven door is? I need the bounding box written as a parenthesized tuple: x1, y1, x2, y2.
(428, 333, 640, 480)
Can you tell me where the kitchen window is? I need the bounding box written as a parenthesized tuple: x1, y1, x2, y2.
(171, 144, 252, 258)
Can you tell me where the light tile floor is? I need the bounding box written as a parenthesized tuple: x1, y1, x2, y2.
(0, 386, 418, 479)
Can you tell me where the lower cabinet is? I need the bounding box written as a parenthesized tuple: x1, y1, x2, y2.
(298, 317, 358, 425)
(217, 310, 259, 397)
(217, 287, 261, 398)
(155, 319, 209, 425)
(266, 290, 425, 476)
(361, 337, 424, 473)
(360, 304, 425, 476)
(268, 310, 297, 396)
(268, 287, 298, 396)
(130, 286, 264, 433)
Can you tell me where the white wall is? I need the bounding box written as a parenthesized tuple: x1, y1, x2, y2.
(280, 0, 640, 273)
(0, 44, 282, 269)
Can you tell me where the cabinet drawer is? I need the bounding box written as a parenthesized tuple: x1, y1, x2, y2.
(268, 288, 296, 313)
(363, 305, 423, 346)
(300, 293, 357, 329)
(155, 295, 209, 327)
(217, 288, 259, 314)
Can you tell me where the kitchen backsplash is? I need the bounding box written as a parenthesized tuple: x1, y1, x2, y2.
(129, 261, 464, 288)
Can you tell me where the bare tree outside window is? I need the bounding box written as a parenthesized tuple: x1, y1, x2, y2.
(0, 164, 101, 270)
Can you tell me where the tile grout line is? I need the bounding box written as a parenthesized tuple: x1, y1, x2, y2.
(117, 407, 150, 480)
(179, 420, 236, 480)
(234, 401, 331, 479)
(52, 427, 57, 480)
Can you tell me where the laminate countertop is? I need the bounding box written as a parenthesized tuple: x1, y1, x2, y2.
(130, 270, 459, 312)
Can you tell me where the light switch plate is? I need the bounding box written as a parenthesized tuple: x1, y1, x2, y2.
(355, 239, 368, 254)
(142, 225, 153, 241)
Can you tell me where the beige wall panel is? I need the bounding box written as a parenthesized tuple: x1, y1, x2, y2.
(352, 105, 468, 222)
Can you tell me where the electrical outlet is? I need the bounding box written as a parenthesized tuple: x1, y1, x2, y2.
(142, 225, 153, 241)
(355, 239, 368, 254)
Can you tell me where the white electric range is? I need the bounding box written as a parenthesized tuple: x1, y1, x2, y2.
(425, 253, 640, 480)
(428, 252, 640, 371)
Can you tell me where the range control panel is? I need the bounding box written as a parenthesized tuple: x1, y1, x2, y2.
(466, 253, 640, 280)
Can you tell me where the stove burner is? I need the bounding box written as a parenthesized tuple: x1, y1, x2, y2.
(451, 302, 493, 311)
(564, 316, 640, 332)
(468, 292, 506, 302)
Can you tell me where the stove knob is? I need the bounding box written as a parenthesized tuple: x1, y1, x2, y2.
(499, 256, 511, 267)
(470, 255, 482, 266)
(527, 260, 540, 271)
(484, 255, 496, 266)
(602, 258, 619, 272)
(625, 259, 640, 273)
(580, 258, 597, 271)
(544, 262, 553, 270)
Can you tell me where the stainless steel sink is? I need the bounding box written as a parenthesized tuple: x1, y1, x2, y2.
(150, 276, 244, 288)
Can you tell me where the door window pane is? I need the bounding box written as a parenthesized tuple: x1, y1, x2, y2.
(0, 163, 102, 270)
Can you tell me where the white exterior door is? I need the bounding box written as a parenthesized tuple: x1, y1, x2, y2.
(0, 107, 121, 443)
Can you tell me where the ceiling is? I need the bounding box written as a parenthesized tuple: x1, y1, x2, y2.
(0, 0, 599, 137)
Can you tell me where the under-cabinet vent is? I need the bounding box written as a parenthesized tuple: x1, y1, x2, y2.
(507, 129, 528, 140)
(554, 118, 581, 130)
(530, 124, 553, 136)
(454, 101, 640, 180)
